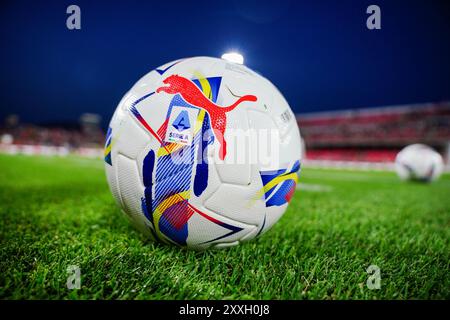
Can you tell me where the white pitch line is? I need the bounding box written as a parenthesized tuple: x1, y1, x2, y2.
(301, 171, 399, 182)
(296, 183, 333, 192)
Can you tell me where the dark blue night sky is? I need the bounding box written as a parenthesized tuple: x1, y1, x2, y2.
(0, 0, 449, 128)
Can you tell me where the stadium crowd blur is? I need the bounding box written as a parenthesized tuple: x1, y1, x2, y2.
(0, 113, 105, 156)
(298, 102, 450, 164)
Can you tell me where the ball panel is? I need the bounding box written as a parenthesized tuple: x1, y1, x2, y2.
(115, 154, 145, 218)
(186, 206, 257, 249)
(204, 165, 265, 226)
(115, 115, 154, 160)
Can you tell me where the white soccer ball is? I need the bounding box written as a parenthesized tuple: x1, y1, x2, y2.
(104, 57, 302, 250)
(395, 144, 444, 182)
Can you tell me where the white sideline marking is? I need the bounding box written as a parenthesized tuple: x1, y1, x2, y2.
(302, 171, 398, 183)
(71, 158, 104, 169)
(296, 183, 333, 192)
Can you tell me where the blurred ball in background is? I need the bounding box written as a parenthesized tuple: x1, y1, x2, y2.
(395, 144, 444, 183)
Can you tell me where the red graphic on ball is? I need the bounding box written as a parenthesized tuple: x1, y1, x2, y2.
(156, 75, 257, 160)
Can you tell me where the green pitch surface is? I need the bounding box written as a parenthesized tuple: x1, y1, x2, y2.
(0, 154, 449, 299)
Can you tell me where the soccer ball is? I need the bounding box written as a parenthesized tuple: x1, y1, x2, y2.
(395, 144, 444, 182)
(104, 57, 302, 250)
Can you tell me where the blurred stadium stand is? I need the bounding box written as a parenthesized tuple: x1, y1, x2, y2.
(297, 101, 450, 167)
(0, 113, 104, 157)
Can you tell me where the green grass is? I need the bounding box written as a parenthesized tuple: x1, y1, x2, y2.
(0, 154, 449, 299)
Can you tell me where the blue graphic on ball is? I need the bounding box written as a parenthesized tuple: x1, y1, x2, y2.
(172, 110, 191, 131)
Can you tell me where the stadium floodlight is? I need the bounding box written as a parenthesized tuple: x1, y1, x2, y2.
(221, 52, 244, 64)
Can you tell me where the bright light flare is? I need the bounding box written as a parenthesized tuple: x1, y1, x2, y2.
(221, 52, 244, 65)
